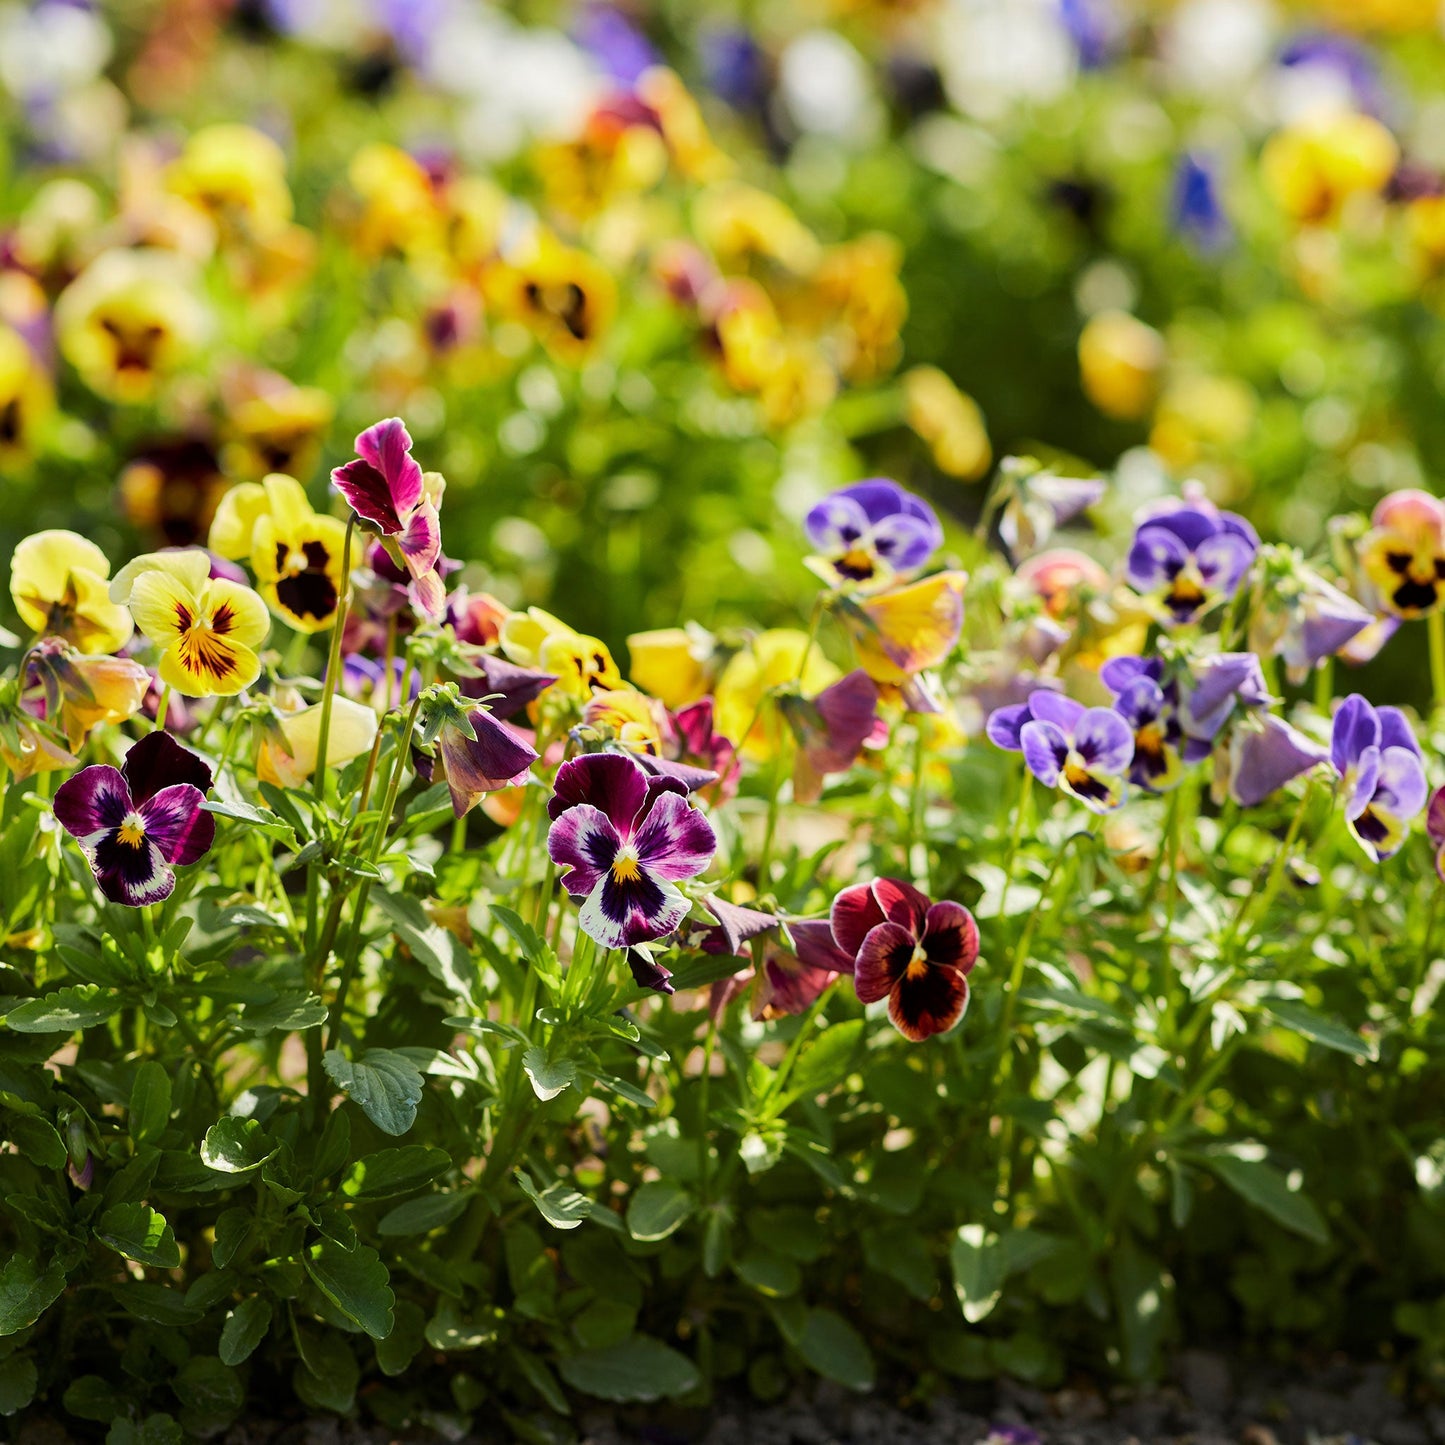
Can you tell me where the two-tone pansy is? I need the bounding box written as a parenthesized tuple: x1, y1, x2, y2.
(331, 418, 446, 617)
(831, 877, 980, 1042)
(1359, 489, 1445, 619)
(1098, 657, 1183, 792)
(803, 479, 944, 590)
(501, 607, 624, 703)
(842, 570, 967, 713)
(10, 531, 134, 654)
(546, 751, 716, 949)
(419, 687, 540, 819)
(988, 691, 1135, 813)
(53, 732, 215, 906)
(114, 549, 270, 697)
(1330, 694, 1428, 862)
(1126, 495, 1259, 626)
(24, 639, 151, 749)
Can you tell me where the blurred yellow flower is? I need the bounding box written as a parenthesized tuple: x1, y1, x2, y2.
(0, 325, 52, 465)
(904, 366, 991, 480)
(258, 696, 378, 788)
(10, 531, 133, 654)
(489, 232, 617, 361)
(122, 549, 270, 697)
(1078, 310, 1166, 422)
(812, 234, 907, 382)
(627, 625, 716, 711)
(715, 629, 840, 760)
(54, 249, 208, 403)
(695, 183, 821, 275)
(1260, 111, 1398, 225)
(1148, 374, 1257, 471)
(846, 571, 967, 686)
(501, 607, 622, 700)
(221, 371, 335, 481)
(584, 688, 669, 752)
(166, 123, 294, 243)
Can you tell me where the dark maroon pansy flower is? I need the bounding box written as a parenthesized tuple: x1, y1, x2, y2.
(832, 877, 979, 1042)
(53, 732, 215, 907)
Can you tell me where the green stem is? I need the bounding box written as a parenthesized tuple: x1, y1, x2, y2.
(312, 514, 356, 804)
(1221, 779, 1316, 958)
(152, 685, 171, 735)
(906, 722, 929, 887)
(1431, 610, 1445, 718)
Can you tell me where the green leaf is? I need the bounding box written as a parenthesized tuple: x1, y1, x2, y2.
(304, 1240, 395, 1340)
(65, 1375, 124, 1422)
(200, 1117, 275, 1175)
(107, 1413, 184, 1445)
(172, 1357, 243, 1432)
(293, 1330, 358, 1414)
(490, 905, 547, 962)
(341, 1145, 450, 1201)
(0, 1355, 37, 1416)
(4, 1112, 66, 1169)
(128, 1062, 172, 1146)
(238, 993, 328, 1034)
(522, 1046, 574, 1102)
(1261, 1001, 1378, 1061)
(6, 985, 124, 1033)
(517, 1171, 593, 1230)
(1111, 1237, 1168, 1381)
(558, 1335, 700, 1403)
(626, 1181, 693, 1242)
(375, 891, 478, 1005)
(323, 1048, 424, 1136)
(378, 1191, 471, 1236)
(1195, 1144, 1329, 1244)
(794, 1309, 875, 1391)
(950, 1224, 1003, 1324)
(112, 1282, 201, 1326)
(733, 1247, 801, 1299)
(218, 1297, 272, 1366)
(786, 1019, 865, 1099)
(96, 1203, 181, 1269)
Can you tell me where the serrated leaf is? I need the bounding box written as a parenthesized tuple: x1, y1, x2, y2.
(6, 985, 125, 1033)
(340, 1145, 450, 1201)
(5, 1112, 65, 1169)
(517, 1171, 593, 1230)
(304, 1240, 395, 1340)
(558, 1335, 699, 1403)
(375, 891, 478, 1005)
(218, 1297, 271, 1366)
(238, 993, 328, 1034)
(201, 1117, 274, 1175)
(323, 1048, 424, 1136)
(96, 1203, 180, 1269)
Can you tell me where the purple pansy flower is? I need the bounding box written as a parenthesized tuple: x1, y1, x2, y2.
(1425, 786, 1445, 882)
(803, 479, 944, 589)
(1330, 695, 1427, 862)
(575, 4, 658, 85)
(1057, 0, 1120, 69)
(331, 418, 445, 616)
(997, 691, 1135, 812)
(438, 709, 539, 819)
(1101, 659, 1183, 791)
(1126, 496, 1259, 626)
(53, 732, 215, 906)
(1179, 651, 1271, 758)
(1227, 713, 1329, 807)
(547, 752, 717, 950)
(780, 668, 884, 804)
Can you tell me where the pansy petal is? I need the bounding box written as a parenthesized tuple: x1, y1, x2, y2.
(546, 803, 621, 896)
(1229, 715, 1329, 807)
(889, 966, 969, 1042)
(985, 702, 1032, 752)
(1331, 694, 1380, 776)
(1194, 531, 1255, 597)
(1019, 719, 1069, 787)
(121, 731, 213, 807)
(1427, 784, 1445, 851)
(852, 920, 916, 1004)
(580, 869, 688, 949)
(138, 784, 214, 866)
(332, 458, 402, 534)
(1113, 676, 1165, 730)
(1377, 706, 1422, 759)
(703, 896, 779, 956)
(869, 513, 941, 572)
(1073, 708, 1135, 774)
(1126, 525, 1189, 591)
(53, 764, 130, 839)
(804, 493, 872, 553)
(399, 498, 442, 580)
(91, 834, 175, 907)
(756, 947, 842, 1018)
(158, 635, 260, 697)
(1374, 745, 1429, 820)
(922, 900, 980, 972)
(631, 790, 717, 883)
(1025, 690, 1085, 731)
(830, 882, 887, 957)
(872, 876, 929, 935)
(547, 750, 651, 829)
(790, 918, 856, 976)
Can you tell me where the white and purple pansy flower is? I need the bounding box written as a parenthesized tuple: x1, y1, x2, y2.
(991, 690, 1135, 812)
(1330, 694, 1428, 863)
(1099, 657, 1183, 791)
(547, 751, 718, 950)
(1126, 496, 1259, 626)
(803, 479, 943, 590)
(52, 731, 215, 906)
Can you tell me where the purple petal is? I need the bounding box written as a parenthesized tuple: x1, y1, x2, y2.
(580, 868, 688, 949)
(354, 417, 424, 518)
(1194, 531, 1255, 598)
(331, 458, 403, 535)
(1331, 694, 1379, 776)
(703, 896, 779, 956)
(1098, 655, 1160, 696)
(460, 656, 558, 719)
(547, 803, 621, 896)
(1074, 708, 1135, 773)
(121, 731, 213, 807)
(1026, 690, 1085, 732)
(439, 710, 539, 816)
(54, 764, 130, 840)
(548, 751, 651, 829)
(1342, 745, 1382, 822)
(835, 479, 915, 527)
(1113, 676, 1165, 730)
(804, 493, 873, 553)
(1374, 745, 1428, 820)
(631, 791, 716, 882)
(1426, 785, 1445, 850)
(632, 752, 719, 793)
(790, 918, 856, 976)
(137, 784, 214, 866)
(1185, 653, 1269, 741)
(626, 947, 675, 995)
(1377, 706, 1422, 759)
(1019, 720, 1069, 787)
(985, 702, 1032, 751)
(1229, 715, 1329, 807)
(91, 835, 175, 907)
(399, 498, 442, 580)
(1126, 525, 1189, 591)
(869, 513, 942, 572)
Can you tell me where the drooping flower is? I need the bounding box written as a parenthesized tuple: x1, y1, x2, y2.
(1247, 545, 1374, 683)
(1425, 787, 1445, 881)
(1126, 495, 1259, 626)
(993, 691, 1135, 813)
(10, 530, 134, 654)
(211, 472, 348, 633)
(24, 639, 151, 750)
(998, 465, 1106, 558)
(501, 608, 624, 703)
(433, 704, 539, 818)
(714, 629, 840, 761)
(699, 900, 857, 1021)
(779, 669, 884, 804)
(803, 479, 943, 590)
(547, 751, 717, 949)
(257, 697, 379, 789)
(667, 697, 739, 802)
(331, 418, 445, 616)
(843, 570, 967, 710)
(118, 549, 271, 697)
(1358, 489, 1445, 619)
(832, 877, 979, 1042)
(1226, 712, 1330, 807)
(53, 732, 215, 906)
(1330, 695, 1428, 862)
(1178, 652, 1272, 758)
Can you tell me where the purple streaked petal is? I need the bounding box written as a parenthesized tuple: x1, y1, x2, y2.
(91, 834, 175, 907)
(548, 750, 651, 829)
(547, 803, 621, 896)
(703, 895, 779, 956)
(1374, 745, 1428, 820)
(1113, 676, 1166, 730)
(137, 784, 213, 866)
(399, 498, 442, 580)
(1025, 690, 1085, 731)
(1019, 720, 1069, 787)
(630, 791, 716, 882)
(1073, 708, 1135, 773)
(852, 920, 916, 1005)
(1377, 706, 1421, 759)
(121, 731, 213, 807)
(1126, 525, 1189, 591)
(1194, 531, 1255, 598)
(985, 702, 1032, 751)
(53, 764, 130, 839)
(580, 869, 688, 949)
(1098, 655, 1160, 695)
(869, 513, 942, 572)
(354, 417, 424, 518)
(1331, 694, 1379, 776)
(331, 458, 403, 535)
(1229, 715, 1330, 807)
(804, 493, 873, 552)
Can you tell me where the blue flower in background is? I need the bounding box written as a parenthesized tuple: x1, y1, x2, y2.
(1058, 0, 1119, 70)
(1278, 31, 1384, 118)
(701, 25, 769, 113)
(575, 3, 658, 86)
(1171, 152, 1231, 253)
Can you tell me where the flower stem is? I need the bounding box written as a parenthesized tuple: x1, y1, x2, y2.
(1222, 779, 1315, 957)
(312, 513, 356, 805)
(1430, 610, 1445, 718)
(152, 684, 171, 735)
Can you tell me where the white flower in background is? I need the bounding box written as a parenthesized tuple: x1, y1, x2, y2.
(0, 1, 111, 105)
(778, 30, 882, 145)
(1159, 0, 1275, 97)
(935, 0, 1076, 123)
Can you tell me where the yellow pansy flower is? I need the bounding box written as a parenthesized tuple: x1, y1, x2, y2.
(166, 124, 294, 243)
(489, 232, 617, 361)
(627, 625, 715, 711)
(846, 571, 968, 686)
(222, 372, 335, 481)
(500, 608, 623, 701)
(715, 629, 840, 761)
(122, 550, 270, 697)
(0, 324, 53, 465)
(1260, 111, 1398, 225)
(1078, 311, 1166, 422)
(10, 531, 133, 654)
(694, 183, 821, 275)
(258, 697, 379, 788)
(904, 366, 991, 481)
(584, 688, 669, 752)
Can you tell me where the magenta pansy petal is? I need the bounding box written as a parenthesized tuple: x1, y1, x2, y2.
(631, 790, 717, 882)
(547, 803, 621, 896)
(331, 457, 403, 534)
(399, 498, 442, 579)
(830, 882, 887, 958)
(547, 751, 652, 828)
(922, 900, 980, 972)
(53, 764, 130, 840)
(790, 918, 857, 976)
(871, 876, 930, 935)
(121, 731, 213, 807)
(355, 416, 424, 518)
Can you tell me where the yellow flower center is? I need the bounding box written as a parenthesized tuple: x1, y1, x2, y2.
(611, 849, 642, 884)
(117, 811, 147, 848)
(905, 944, 929, 981)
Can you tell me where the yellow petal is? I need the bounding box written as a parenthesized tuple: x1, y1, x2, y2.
(854, 571, 967, 684)
(207, 577, 272, 649)
(128, 568, 201, 648)
(208, 481, 269, 560)
(110, 547, 212, 605)
(260, 472, 317, 534)
(259, 697, 378, 786)
(159, 635, 261, 697)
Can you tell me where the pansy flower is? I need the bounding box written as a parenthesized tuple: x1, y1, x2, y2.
(1247, 547, 1374, 684)
(24, 639, 150, 750)
(10, 530, 134, 654)
(331, 418, 446, 617)
(700, 902, 857, 1021)
(488, 231, 617, 361)
(903, 366, 992, 482)
(1425, 787, 1445, 882)
(547, 751, 716, 950)
(1171, 151, 1230, 253)
(714, 628, 839, 761)
(832, 877, 979, 1042)
(1126, 496, 1258, 626)
(779, 668, 884, 804)
(1359, 489, 1445, 619)
(804, 479, 943, 590)
(118, 438, 229, 550)
(433, 704, 539, 819)
(1330, 694, 1428, 862)
(501, 607, 624, 703)
(258, 697, 379, 789)
(626, 624, 717, 711)
(1226, 712, 1329, 808)
(992, 691, 1135, 813)
(53, 732, 215, 906)
(1099, 658, 1183, 791)
(117, 549, 270, 697)
(844, 570, 967, 712)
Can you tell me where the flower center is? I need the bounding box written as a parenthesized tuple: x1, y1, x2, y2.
(116, 811, 147, 848)
(611, 847, 642, 884)
(905, 943, 929, 981)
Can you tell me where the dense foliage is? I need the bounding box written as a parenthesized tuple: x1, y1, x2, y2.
(4, 0, 1445, 1439)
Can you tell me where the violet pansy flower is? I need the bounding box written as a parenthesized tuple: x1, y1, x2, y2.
(804, 479, 943, 590)
(992, 690, 1134, 812)
(1105, 665, 1183, 791)
(53, 732, 215, 907)
(1330, 695, 1427, 862)
(547, 752, 717, 950)
(332, 418, 445, 616)
(1126, 496, 1258, 626)
(1425, 786, 1445, 882)
(1227, 712, 1329, 807)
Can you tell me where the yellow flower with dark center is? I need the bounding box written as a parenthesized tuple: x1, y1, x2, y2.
(904, 366, 991, 481)
(210, 474, 346, 634)
(54, 249, 208, 404)
(0, 324, 52, 465)
(501, 608, 623, 701)
(1260, 111, 1398, 225)
(584, 688, 669, 752)
(166, 124, 294, 244)
(121, 550, 270, 697)
(491, 233, 617, 361)
(1360, 489, 1445, 619)
(715, 629, 840, 761)
(1078, 311, 1166, 422)
(222, 376, 335, 481)
(10, 531, 133, 654)
(347, 143, 442, 261)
